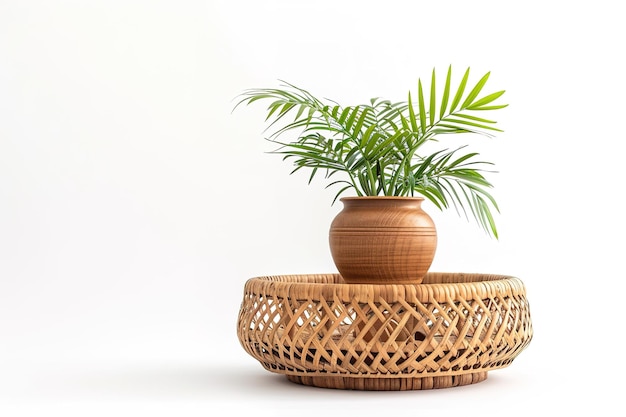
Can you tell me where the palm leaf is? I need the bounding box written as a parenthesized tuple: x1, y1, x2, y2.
(439, 65, 452, 119)
(466, 90, 506, 110)
(234, 66, 508, 238)
(450, 67, 470, 113)
(417, 80, 427, 134)
(429, 68, 436, 126)
(461, 71, 491, 109)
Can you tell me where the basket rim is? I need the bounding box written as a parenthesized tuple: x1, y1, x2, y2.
(243, 272, 527, 303)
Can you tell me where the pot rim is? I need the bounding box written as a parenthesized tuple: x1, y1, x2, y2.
(340, 196, 425, 201)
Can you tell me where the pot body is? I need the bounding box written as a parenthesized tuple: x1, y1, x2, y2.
(329, 197, 437, 284)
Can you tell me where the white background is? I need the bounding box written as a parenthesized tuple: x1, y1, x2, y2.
(1, 0, 623, 415)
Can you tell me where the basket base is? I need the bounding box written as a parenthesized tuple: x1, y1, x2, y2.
(286, 372, 488, 391)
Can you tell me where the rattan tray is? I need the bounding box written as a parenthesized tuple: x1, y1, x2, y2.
(237, 272, 532, 390)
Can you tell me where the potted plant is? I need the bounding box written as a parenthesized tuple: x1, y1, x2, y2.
(233, 66, 508, 284)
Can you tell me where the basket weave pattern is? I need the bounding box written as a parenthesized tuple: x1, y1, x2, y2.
(237, 273, 532, 390)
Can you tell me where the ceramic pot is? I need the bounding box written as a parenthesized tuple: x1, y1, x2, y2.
(328, 196, 437, 284)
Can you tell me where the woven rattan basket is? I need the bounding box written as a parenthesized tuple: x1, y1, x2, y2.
(237, 272, 532, 390)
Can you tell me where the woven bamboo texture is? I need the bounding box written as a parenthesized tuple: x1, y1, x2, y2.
(237, 273, 533, 390)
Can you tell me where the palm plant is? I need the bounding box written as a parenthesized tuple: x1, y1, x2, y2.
(233, 66, 508, 238)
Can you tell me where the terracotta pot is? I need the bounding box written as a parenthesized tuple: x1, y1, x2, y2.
(329, 196, 437, 284)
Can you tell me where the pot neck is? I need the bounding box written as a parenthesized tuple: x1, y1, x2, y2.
(340, 196, 425, 207)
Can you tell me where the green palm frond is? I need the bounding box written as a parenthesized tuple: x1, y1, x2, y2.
(233, 65, 508, 238)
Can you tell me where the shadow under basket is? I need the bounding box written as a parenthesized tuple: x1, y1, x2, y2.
(236, 273, 533, 391)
